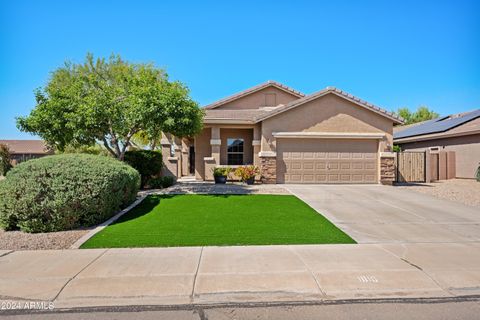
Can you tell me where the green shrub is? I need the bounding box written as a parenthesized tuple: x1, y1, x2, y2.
(124, 150, 162, 187)
(0, 144, 12, 176)
(149, 176, 175, 189)
(212, 167, 232, 177)
(476, 164, 480, 182)
(0, 154, 140, 233)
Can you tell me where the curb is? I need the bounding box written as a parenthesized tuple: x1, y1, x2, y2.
(69, 195, 148, 249)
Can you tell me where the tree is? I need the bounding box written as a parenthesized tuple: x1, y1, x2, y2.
(395, 106, 439, 125)
(17, 53, 204, 160)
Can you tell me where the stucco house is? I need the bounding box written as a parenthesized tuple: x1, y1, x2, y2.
(161, 81, 403, 184)
(394, 109, 480, 179)
(0, 140, 53, 165)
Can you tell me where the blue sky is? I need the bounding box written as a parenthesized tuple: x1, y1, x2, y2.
(1, 0, 479, 139)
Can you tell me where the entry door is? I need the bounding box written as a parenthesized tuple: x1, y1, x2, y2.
(277, 139, 378, 184)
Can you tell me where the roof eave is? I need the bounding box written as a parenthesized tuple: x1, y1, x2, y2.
(394, 129, 480, 143)
(255, 89, 403, 124)
(203, 119, 255, 125)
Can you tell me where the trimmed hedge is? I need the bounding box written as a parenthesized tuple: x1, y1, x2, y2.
(124, 150, 162, 187)
(0, 154, 140, 233)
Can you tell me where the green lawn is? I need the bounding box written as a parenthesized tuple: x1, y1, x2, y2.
(81, 194, 355, 248)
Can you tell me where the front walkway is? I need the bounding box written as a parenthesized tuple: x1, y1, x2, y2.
(1, 243, 479, 309)
(153, 181, 290, 195)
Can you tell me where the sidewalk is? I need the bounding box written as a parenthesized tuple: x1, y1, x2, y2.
(1, 243, 479, 309)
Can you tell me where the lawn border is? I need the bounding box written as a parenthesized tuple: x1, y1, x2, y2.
(70, 193, 149, 249)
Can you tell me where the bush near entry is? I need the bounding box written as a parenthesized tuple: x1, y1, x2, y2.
(0, 154, 140, 233)
(124, 150, 162, 187)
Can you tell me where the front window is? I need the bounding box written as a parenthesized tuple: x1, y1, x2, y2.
(227, 138, 244, 165)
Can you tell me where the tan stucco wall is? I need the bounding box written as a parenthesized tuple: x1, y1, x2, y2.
(214, 87, 300, 110)
(220, 128, 253, 165)
(261, 93, 394, 153)
(399, 134, 480, 179)
(194, 128, 211, 180)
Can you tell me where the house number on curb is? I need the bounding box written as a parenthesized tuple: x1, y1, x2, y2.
(357, 275, 379, 283)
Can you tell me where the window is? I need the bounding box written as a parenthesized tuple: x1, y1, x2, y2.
(227, 138, 244, 165)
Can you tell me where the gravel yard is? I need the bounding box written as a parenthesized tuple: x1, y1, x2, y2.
(0, 228, 89, 250)
(396, 179, 480, 207)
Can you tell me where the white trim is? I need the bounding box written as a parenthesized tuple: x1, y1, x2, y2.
(252, 140, 261, 146)
(272, 132, 385, 139)
(258, 151, 277, 157)
(380, 152, 396, 158)
(204, 156, 215, 161)
(210, 139, 222, 146)
(167, 157, 178, 161)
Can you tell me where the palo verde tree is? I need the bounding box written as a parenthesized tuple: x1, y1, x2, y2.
(17, 53, 204, 160)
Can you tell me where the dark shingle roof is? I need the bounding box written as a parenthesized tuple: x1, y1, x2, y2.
(394, 109, 480, 139)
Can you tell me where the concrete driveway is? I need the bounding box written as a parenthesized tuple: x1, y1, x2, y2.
(285, 185, 480, 244)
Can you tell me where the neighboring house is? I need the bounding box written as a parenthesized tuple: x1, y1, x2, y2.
(161, 81, 403, 184)
(0, 140, 53, 165)
(394, 109, 480, 179)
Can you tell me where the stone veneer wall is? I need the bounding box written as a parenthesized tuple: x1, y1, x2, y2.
(380, 155, 396, 185)
(260, 156, 277, 184)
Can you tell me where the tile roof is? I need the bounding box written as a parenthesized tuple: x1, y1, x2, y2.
(203, 80, 305, 110)
(0, 140, 53, 154)
(204, 109, 269, 122)
(254, 87, 404, 124)
(394, 109, 480, 140)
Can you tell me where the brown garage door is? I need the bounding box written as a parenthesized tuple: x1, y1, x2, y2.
(277, 139, 378, 184)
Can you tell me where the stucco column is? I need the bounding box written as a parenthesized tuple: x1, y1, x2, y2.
(181, 138, 190, 176)
(252, 124, 261, 167)
(210, 126, 221, 164)
(161, 132, 179, 178)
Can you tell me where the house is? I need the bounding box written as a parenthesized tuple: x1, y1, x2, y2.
(0, 140, 53, 165)
(161, 81, 403, 184)
(394, 109, 480, 179)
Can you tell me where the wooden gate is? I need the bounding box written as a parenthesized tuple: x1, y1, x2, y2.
(396, 152, 426, 182)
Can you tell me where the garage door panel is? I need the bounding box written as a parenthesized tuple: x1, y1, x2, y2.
(340, 163, 351, 169)
(277, 139, 378, 184)
(352, 162, 363, 169)
(365, 162, 375, 170)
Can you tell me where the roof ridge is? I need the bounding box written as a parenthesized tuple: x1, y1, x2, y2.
(203, 80, 305, 110)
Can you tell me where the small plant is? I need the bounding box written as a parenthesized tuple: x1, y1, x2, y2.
(212, 167, 231, 184)
(212, 167, 232, 177)
(234, 165, 259, 184)
(476, 162, 480, 182)
(149, 176, 175, 189)
(0, 144, 12, 176)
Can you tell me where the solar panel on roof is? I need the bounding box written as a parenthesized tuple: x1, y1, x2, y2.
(394, 109, 480, 139)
